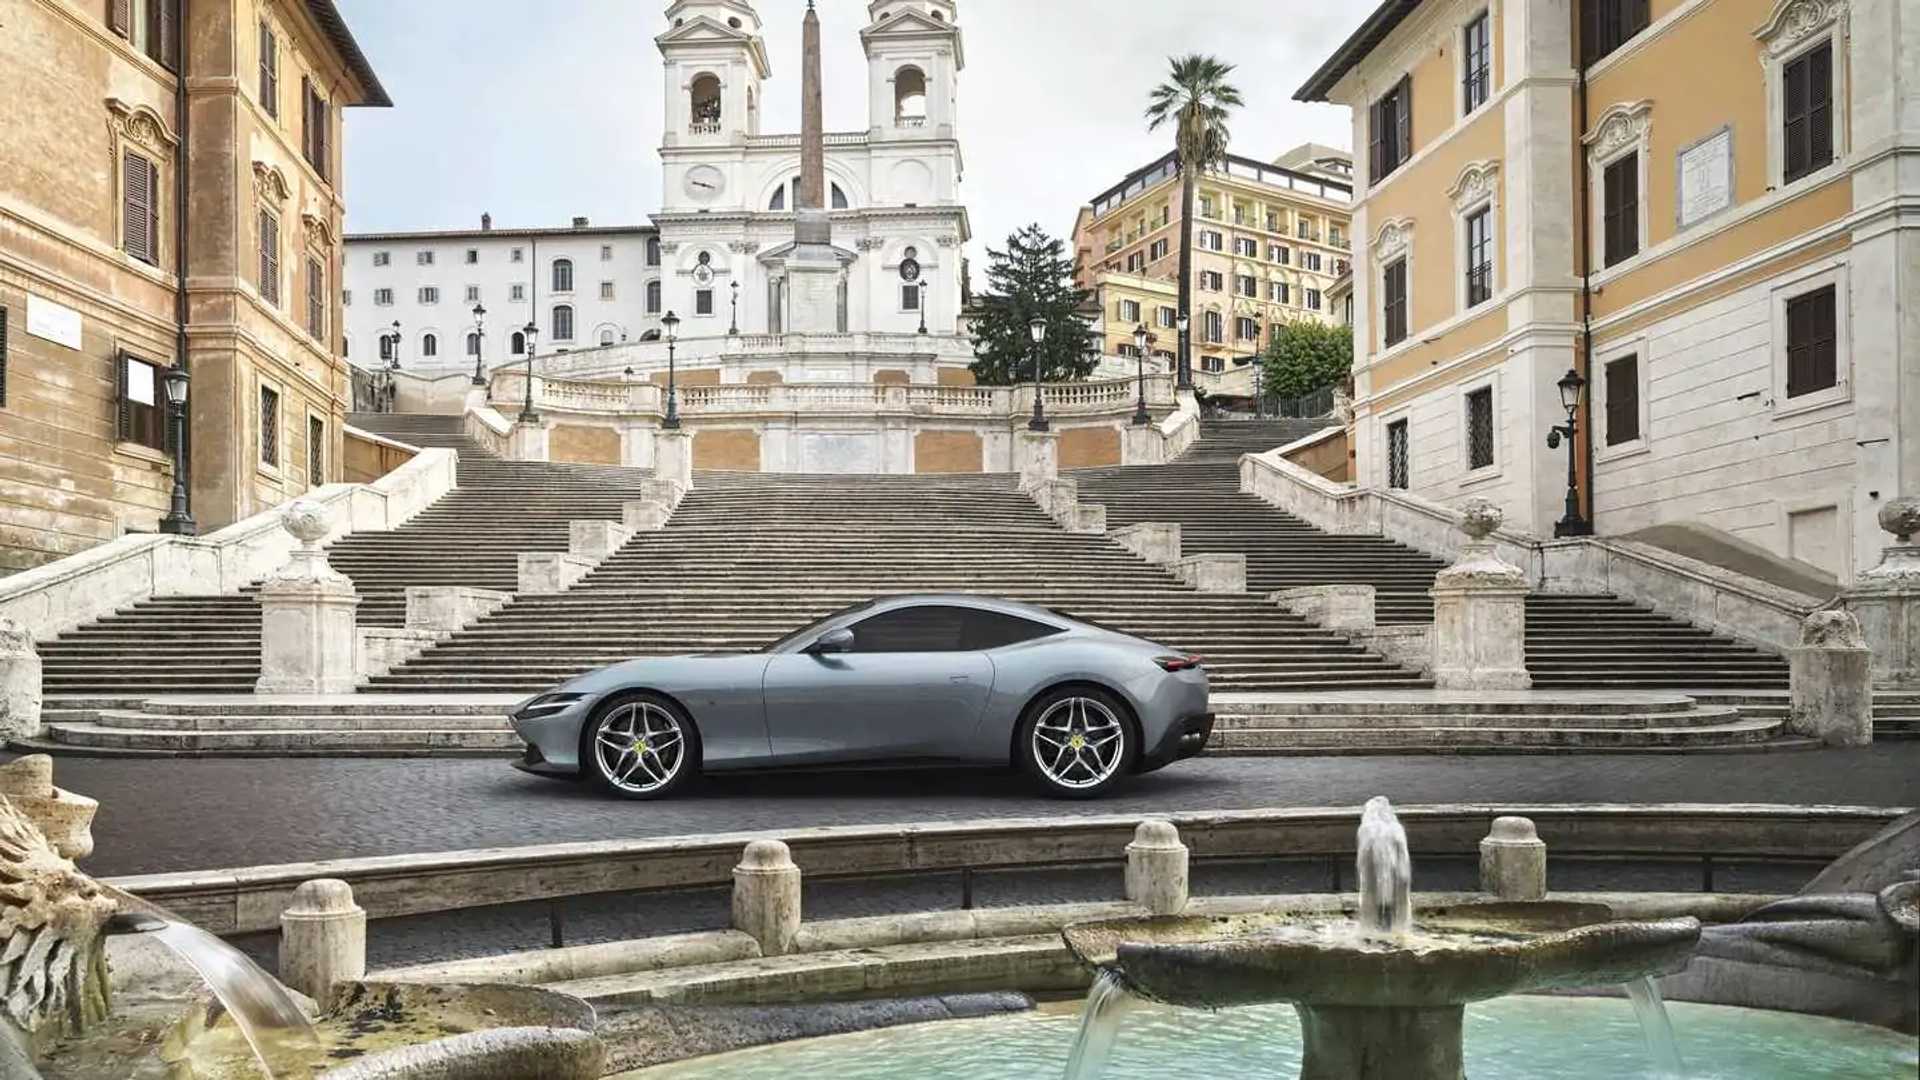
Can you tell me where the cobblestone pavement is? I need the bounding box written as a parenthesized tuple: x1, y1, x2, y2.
(39, 745, 1920, 878)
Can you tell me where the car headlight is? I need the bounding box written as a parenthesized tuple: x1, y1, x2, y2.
(515, 692, 588, 720)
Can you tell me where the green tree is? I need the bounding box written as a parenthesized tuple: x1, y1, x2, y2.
(1262, 320, 1354, 403)
(1145, 55, 1242, 390)
(968, 224, 1097, 385)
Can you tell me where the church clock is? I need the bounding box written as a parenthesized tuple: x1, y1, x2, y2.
(683, 165, 726, 204)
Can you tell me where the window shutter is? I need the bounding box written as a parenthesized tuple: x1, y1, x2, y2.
(154, 0, 179, 71)
(123, 150, 153, 262)
(116, 352, 131, 442)
(0, 307, 8, 409)
(316, 98, 331, 182)
(1784, 52, 1809, 179)
(1619, 155, 1639, 258)
(1368, 100, 1384, 181)
(1605, 356, 1638, 444)
(1808, 43, 1833, 172)
(301, 77, 315, 162)
(108, 0, 131, 37)
(1395, 77, 1412, 163)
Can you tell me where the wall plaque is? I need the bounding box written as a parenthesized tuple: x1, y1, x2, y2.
(1677, 127, 1733, 230)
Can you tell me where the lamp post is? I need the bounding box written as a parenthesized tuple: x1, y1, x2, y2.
(1131, 323, 1151, 425)
(728, 280, 740, 336)
(387, 319, 402, 371)
(916, 278, 929, 335)
(519, 321, 540, 423)
(1027, 315, 1049, 432)
(158, 365, 196, 536)
(1547, 366, 1592, 537)
(470, 303, 487, 386)
(1252, 352, 1264, 418)
(1175, 311, 1191, 391)
(663, 310, 682, 429)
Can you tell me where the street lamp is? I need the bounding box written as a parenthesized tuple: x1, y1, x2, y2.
(1131, 323, 1151, 425)
(470, 303, 487, 386)
(519, 321, 540, 423)
(1175, 311, 1191, 391)
(1027, 315, 1050, 432)
(662, 310, 682, 429)
(728, 280, 740, 336)
(1546, 366, 1592, 537)
(386, 319, 402, 371)
(916, 278, 929, 335)
(158, 365, 196, 536)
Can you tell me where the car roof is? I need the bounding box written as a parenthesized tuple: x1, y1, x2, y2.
(861, 594, 1076, 626)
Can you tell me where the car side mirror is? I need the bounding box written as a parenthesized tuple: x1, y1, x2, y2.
(808, 628, 855, 656)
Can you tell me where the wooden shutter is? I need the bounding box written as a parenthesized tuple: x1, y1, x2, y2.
(123, 150, 155, 263)
(0, 307, 9, 409)
(108, 0, 131, 37)
(1394, 77, 1412, 168)
(1604, 154, 1638, 265)
(153, 0, 179, 71)
(1807, 43, 1833, 175)
(1368, 99, 1385, 181)
(116, 352, 131, 442)
(313, 94, 331, 182)
(259, 23, 278, 117)
(301, 76, 315, 163)
(259, 210, 279, 303)
(1784, 50, 1810, 180)
(307, 256, 324, 338)
(1605, 356, 1639, 445)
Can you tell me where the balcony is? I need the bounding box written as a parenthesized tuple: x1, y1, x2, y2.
(689, 122, 722, 135)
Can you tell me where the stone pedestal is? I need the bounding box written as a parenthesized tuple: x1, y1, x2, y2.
(1125, 820, 1189, 916)
(1171, 553, 1247, 593)
(732, 840, 802, 957)
(1122, 422, 1167, 466)
(508, 420, 549, 462)
(1843, 496, 1920, 689)
(0, 618, 42, 741)
(1788, 609, 1874, 747)
(518, 553, 594, 595)
(1017, 429, 1060, 492)
(1429, 498, 1531, 690)
(623, 498, 672, 532)
(655, 429, 695, 492)
(406, 586, 511, 633)
(1479, 816, 1547, 901)
(569, 520, 634, 560)
(256, 501, 361, 696)
(279, 878, 366, 1001)
(1275, 585, 1376, 634)
(1112, 522, 1181, 565)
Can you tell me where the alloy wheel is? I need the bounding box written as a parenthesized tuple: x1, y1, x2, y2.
(1030, 696, 1126, 791)
(592, 700, 687, 795)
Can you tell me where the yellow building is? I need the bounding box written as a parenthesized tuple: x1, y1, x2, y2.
(1070, 145, 1356, 386)
(1299, 0, 1918, 583)
(0, 0, 387, 573)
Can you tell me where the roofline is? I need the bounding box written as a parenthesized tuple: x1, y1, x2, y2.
(344, 224, 659, 243)
(1087, 148, 1353, 216)
(1295, 0, 1424, 103)
(306, 0, 392, 107)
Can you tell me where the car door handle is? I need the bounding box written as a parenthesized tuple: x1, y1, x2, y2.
(949, 675, 971, 683)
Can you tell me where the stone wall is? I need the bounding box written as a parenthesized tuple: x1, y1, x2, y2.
(550, 424, 621, 466)
(651, 369, 723, 388)
(693, 429, 763, 470)
(1284, 426, 1351, 482)
(342, 429, 416, 484)
(913, 430, 983, 473)
(873, 369, 911, 385)
(935, 367, 977, 387)
(1059, 425, 1122, 469)
(745, 370, 784, 385)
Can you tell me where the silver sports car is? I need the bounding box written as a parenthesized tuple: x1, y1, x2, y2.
(509, 595, 1213, 799)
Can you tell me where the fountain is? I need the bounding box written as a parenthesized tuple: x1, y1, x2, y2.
(1060, 798, 1702, 1080)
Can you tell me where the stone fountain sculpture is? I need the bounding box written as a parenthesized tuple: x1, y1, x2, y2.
(0, 788, 115, 1080)
(1063, 797, 1700, 1080)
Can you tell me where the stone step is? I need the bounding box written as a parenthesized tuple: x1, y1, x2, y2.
(88, 710, 512, 732)
(1212, 706, 1744, 731)
(39, 723, 520, 754)
(1205, 717, 1784, 751)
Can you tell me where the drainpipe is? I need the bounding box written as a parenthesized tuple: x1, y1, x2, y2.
(1577, 55, 1594, 530)
(172, 0, 192, 495)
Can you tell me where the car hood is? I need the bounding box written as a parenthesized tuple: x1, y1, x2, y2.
(513, 651, 762, 711)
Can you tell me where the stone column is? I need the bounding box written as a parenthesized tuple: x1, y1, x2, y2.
(1479, 816, 1547, 900)
(655, 428, 695, 491)
(256, 501, 361, 695)
(1844, 496, 1920, 689)
(0, 618, 42, 742)
(732, 840, 801, 957)
(508, 420, 549, 462)
(1429, 497, 1532, 690)
(1018, 429, 1059, 492)
(279, 878, 367, 1001)
(1789, 608, 1875, 747)
(1125, 820, 1190, 916)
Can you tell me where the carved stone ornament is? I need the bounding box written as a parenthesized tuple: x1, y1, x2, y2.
(855, 238, 886, 251)
(280, 498, 333, 548)
(1878, 496, 1920, 544)
(1447, 160, 1500, 211)
(727, 240, 760, 253)
(252, 161, 292, 204)
(1856, 495, 1920, 587)
(103, 98, 178, 154)
(1458, 496, 1504, 540)
(1800, 606, 1867, 648)
(302, 211, 337, 250)
(1372, 218, 1413, 259)
(0, 795, 116, 1035)
(1585, 101, 1653, 162)
(658, 242, 681, 255)
(1755, 0, 1848, 57)
(935, 236, 960, 247)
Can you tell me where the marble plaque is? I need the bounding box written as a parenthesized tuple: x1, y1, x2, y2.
(25, 294, 82, 350)
(1677, 128, 1733, 229)
(796, 432, 881, 474)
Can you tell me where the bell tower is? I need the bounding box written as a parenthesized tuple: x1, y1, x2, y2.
(861, 0, 963, 140)
(657, 0, 771, 148)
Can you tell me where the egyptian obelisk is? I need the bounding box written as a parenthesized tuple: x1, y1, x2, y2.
(780, 0, 842, 333)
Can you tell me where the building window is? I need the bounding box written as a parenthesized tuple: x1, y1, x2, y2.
(1236, 275, 1257, 298)
(259, 384, 280, 467)
(1305, 289, 1323, 311)
(1149, 239, 1169, 261)
(600, 281, 616, 301)
(902, 284, 921, 311)
(1118, 299, 1141, 322)
(1201, 355, 1225, 373)
(1203, 311, 1224, 344)
(1369, 77, 1413, 181)
(552, 304, 575, 341)
(420, 333, 437, 357)
(1235, 316, 1258, 341)
(690, 72, 723, 130)
(695, 289, 714, 316)
(301, 77, 330, 182)
(510, 330, 525, 355)
(599, 329, 616, 346)
(511, 248, 524, 263)
(1465, 386, 1495, 470)
(646, 280, 662, 314)
(1602, 152, 1640, 266)
(1303, 252, 1322, 272)
(118, 353, 166, 451)
(1271, 281, 1291, 305)
(372, 251, 390, 267)
(258, 21, 279, 118)
(1234, 237, 1257, 258)
(1386, 418, 1409, 489)
(464, 285, 480, 303)
(1783, 41, 1834, 184)
(552, 258, 574, 293)
(1464, 206, 1493, 307)
(373, 288, 393, 306)
(1125, 252, 1144, 273)
(1582, 0, 1650, 67)
(257, 209, 280, 304)
(1201, 270, 1223, 291)
(343, 289, 352, 307)
(378, 335, 393, 363)
(460, 248, 477, 265)
(122, 149, 160, 265)
(1462, 11, 1491, 113)
(416, 250, 434, 266)
(510, 284, 526, 302)
(466, 332, 481, 357)
(108, 0, 179, 70)
(1157, 305, 1176, 328)
(1784, 284, 1837, 399)
(308, 415, 325, 486)
(306, 256, 325, 339)
(601, 244, 614, 261)
(418, 286, 439, 305)
(1200, 231, 1223, 252)
(1270, 245, 1290, 265)
(1382, 258, 1408, 346)
(1604, 354, 1641, 445)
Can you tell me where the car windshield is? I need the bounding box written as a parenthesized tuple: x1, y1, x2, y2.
(759, 600, 880, 653)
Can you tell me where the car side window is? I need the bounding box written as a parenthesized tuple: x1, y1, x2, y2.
(847, 606, 970, 653)
(964, 610, 1064, 650)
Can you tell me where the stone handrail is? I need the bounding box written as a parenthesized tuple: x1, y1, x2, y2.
(463, 405, 513, 457)
(1239, 448, 1822, 651)
(525, 330, 976, 382)
(1162, 391, 1201, 456)
(0, 447, 458, 643)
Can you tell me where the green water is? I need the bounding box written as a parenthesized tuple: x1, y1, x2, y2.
(639, 996, 1918, 1079)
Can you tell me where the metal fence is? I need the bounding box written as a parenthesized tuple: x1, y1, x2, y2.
(1272, 384, 1338, 419)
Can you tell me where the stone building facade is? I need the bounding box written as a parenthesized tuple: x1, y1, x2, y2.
(0, 0, 387, 574)
(1300, 0, 1919, 584)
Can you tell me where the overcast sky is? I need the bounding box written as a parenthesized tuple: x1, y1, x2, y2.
(335, 1, 1360, 272)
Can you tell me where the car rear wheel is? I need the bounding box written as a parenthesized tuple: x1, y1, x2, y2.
(585, 693, 699, 800)
(1017, 686, 1137, 799)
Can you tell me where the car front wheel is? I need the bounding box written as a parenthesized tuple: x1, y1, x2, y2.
(585, 693, 699, 800)
(1017, 687, 1137, 799)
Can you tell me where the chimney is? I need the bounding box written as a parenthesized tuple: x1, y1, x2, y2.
(572, 216, 590, 229)
(480, 212, 493, 231)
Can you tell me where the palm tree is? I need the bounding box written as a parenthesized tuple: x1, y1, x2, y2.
(1146, 54, 1242, 391)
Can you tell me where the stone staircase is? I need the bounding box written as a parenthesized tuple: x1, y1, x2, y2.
(1074, 421, 1791, 691)
(364, 470, 1428, 695)
(1691, 690, 1920, 741)
(29, 415, 655, 697)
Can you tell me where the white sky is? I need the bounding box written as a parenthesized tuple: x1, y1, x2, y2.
(335, 1, 1362, 275)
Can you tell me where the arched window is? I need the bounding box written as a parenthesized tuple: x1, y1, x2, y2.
(690, 73, 722, 130)
(552, 304, 574, 341)
(420, 333, 437, 357)
(894, 66, 927, 125)
(552, 258, 573, 293)
(769, 178, 851, 210)
(466, 332, 481, 357)
(598, 328, 615, 346)
(646, 280, 662, 314)
(510, 330, 525, 355)
(646, 237, 661, 266)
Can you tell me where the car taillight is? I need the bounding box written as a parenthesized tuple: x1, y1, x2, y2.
(1155, 655, 1204, 672)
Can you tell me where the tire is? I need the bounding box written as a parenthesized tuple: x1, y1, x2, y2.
(582, 692, 700, 800)
(1016, 685, 1139, 799)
